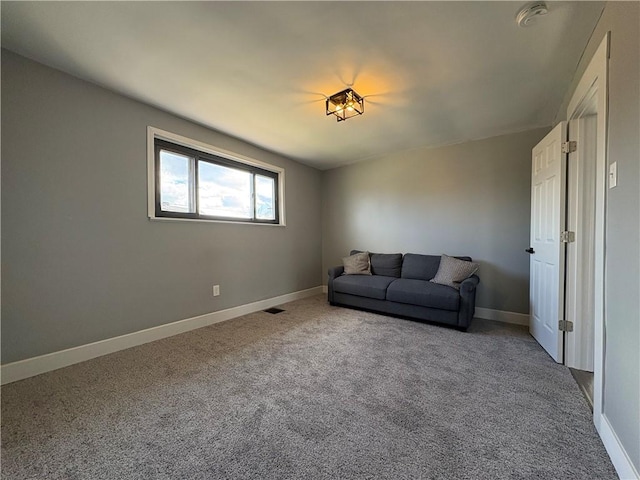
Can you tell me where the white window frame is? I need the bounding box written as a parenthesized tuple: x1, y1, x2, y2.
(147, 126, 286, 226)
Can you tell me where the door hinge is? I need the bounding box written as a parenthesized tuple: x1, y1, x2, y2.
(560, 231, 575, 243)
(559, 320, 574, 332)
(562, 141, 577, 154)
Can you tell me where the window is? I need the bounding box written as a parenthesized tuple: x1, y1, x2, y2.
(148, 128, 283, 225)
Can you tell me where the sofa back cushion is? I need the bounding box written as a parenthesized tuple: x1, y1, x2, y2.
(401, 254, 441, 280)
(401, 254, 472, 281)
(370, 253, 403, 277)
(350, 250, 403, 278)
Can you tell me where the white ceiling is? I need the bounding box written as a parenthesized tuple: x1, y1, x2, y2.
(1, 1, 604, 170)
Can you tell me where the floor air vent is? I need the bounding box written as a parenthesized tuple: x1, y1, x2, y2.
(264, 307, 285, 314)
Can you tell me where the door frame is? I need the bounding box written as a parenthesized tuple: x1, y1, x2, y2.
(566, 33, 608, 430)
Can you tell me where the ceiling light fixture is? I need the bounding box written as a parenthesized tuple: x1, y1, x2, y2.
(326, 88, 364, 122)
(516, 1, 548, 27)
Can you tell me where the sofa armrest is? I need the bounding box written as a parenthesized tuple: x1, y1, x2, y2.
(327, 266, 344, 304)
(458, 274, 480, 329)
(460, 274, 479, 293)
(328, 265, 344, 279)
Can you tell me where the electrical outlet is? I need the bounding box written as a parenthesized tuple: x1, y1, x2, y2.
(213, 285, 220, 296)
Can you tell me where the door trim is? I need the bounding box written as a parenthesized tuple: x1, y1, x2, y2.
(566, 32, 608, 434)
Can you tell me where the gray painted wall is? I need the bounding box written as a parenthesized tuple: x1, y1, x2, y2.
(1, 50, 323, 364)
(3, 7, 638, 470)
(556, 2, 639, 471)
(322, 128, 550, 314)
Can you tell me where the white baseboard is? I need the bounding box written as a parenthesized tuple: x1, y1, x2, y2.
(1, 286, 323, 385)
(474, 307, 530, 326)
(322, 285, 328, 294)
(598, 413, 640, 479)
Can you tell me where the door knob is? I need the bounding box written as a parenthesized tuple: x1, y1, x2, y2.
(526, 247, 535, 254)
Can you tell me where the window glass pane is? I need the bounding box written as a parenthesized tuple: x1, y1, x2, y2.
(198, 161, 252, 218)
(255, 175, 276, 220)
(159, 150, 193, 213)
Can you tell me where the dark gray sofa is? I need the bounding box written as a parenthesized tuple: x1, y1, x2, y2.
(327, 252, 479, 330)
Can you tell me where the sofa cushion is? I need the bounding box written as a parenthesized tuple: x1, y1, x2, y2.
(386, 278, 460, 311)
(333, 275, 397, 300)
(349, 250, 403, 278)
(431, 254, 479, 290)
(342, 252, 371, 275)
(401, 254, 473, 281)
(370, 253, 403, 277)
(400, 254, 442, 281)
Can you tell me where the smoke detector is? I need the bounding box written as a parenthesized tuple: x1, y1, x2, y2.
(516, 1, 549, 27)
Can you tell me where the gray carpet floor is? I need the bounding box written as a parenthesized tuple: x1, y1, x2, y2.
(1, 295, 617, 479)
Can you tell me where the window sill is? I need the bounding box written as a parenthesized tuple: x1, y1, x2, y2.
(148, 215, 286, 227)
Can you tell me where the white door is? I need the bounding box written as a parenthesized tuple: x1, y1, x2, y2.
(565, 115, 597, 371)
(529, 122, 567, 363)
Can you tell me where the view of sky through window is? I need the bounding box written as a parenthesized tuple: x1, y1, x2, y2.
(255, 175, 275, 220)
(198, 162, 252, 218)
(160, 151, 193, 213)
